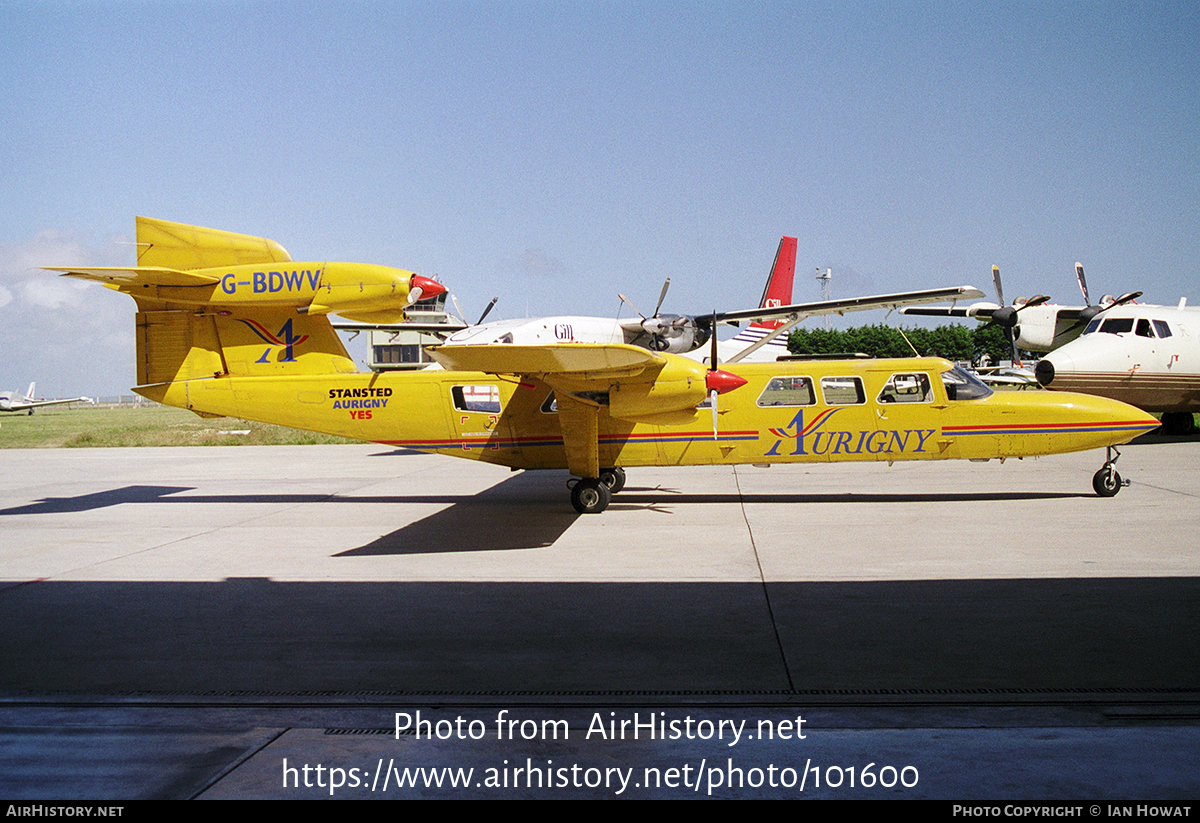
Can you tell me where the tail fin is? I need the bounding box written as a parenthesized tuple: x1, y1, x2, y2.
(134, 309, 357, 392)
(753, 237, 796, 330)
(24, 383, 35, 401)
(135, 216, 293, 270)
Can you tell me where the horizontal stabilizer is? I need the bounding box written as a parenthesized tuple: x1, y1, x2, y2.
(44, 266, 221, 287)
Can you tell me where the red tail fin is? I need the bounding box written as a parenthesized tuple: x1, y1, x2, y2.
(754, 237, 796, 330)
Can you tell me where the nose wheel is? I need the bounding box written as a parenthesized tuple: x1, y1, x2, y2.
(1092, 446, 1129, 497)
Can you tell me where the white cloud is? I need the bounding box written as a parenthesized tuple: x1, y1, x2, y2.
(0, 229, 135, 397)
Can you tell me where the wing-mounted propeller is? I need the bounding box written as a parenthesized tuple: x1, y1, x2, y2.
(980, 264, 1050, 362)
(450, 294, 499, 326)
(702, 310, 747, 440)
(1067, 263, 1142, 332)
(618, 278, 712, 354)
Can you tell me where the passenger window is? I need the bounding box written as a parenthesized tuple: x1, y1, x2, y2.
(452, 385, 502, 413)
(757, 376, 816, 407)
(878, 373, 932, 404)
(820, 376, 866, 406)
(1136, 319, 1154, 338)
(1153, 320, 1172, 338)
(541, 392, 558, 413)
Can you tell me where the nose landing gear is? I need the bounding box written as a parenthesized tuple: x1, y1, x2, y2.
(1093, 445, 1130, 497)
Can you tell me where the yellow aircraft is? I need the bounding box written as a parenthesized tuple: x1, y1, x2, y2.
(49, 218, 1160, 513)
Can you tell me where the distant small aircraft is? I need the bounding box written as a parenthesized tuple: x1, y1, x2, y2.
(0, 383, 94, 414)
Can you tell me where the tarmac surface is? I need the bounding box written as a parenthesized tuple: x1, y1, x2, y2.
(0, 438, 1197, 799)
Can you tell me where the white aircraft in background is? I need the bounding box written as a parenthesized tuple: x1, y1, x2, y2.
(1035, 300, 1200, 434)
(439, 237, 985, 363)
(0, 383, 94, 414)
(901, 263, 1141, 356)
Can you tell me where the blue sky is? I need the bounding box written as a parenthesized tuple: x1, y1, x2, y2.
(2, 1, 1198, 397)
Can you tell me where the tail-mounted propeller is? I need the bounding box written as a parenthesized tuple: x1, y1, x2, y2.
(406, 275, 447, 305)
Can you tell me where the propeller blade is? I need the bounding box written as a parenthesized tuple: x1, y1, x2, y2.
(476, 297, 498, 325)
(618, 292, 645, 320)
(652, 277, 671, 317)
(1017, 294, 1051, 311)
(450, 295, 467, 324)
(710, 389, 719, 440)
(1110, 291, 1143, 308)
(992, 265, 1005, 308)
(1075, 262, 1091, 306)
(709, 310, 718, 368)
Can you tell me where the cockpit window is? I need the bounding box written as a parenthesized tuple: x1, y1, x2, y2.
(1153, 319, 1172, 338)
(878, 373, 932, 404)
(1098, 317, 1134, 335)
(757, 376, 816, 407)
(940, 366, 993, 401)
(1136, 319, 1154, 338)
(1084, 317, 1102, 334)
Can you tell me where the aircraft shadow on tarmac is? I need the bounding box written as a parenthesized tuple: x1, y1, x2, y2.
(0, 474, 1083, 554)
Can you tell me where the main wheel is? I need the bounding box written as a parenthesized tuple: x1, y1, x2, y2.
(570, 478, 612, 514)
(1093, 466, 1122, 497)
(1161, 412, 1196, 435)
(599, 467, 626, 494)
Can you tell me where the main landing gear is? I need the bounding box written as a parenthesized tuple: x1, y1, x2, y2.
(1092, 445, 1129, 497)
(568, 468, 626, 514)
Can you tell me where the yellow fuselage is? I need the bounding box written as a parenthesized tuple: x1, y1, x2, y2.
(137, 357, 1158, 471)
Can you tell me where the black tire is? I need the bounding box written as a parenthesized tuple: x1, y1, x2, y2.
(1093, 467, 1121, 497)
(599, 467, 626, 494)
(1161, 412, 1196, 436)
(570, 479, 612, 514)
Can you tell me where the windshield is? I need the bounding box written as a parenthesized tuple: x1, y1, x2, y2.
(940, 366, 993, 401)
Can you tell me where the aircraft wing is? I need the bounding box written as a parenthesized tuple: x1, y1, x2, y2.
(331, 320, 469, 335)
(430, 343, 665, 380)
(709, 285, 986, 326)
(1, 396, 93, 412)
(43, 266, 221, 288)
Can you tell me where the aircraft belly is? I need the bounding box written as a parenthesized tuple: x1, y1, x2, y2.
(1050, 371, 1200, 413)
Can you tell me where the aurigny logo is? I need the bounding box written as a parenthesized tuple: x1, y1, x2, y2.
(765, 408, 936, 457)
(238, 318, 309, 363)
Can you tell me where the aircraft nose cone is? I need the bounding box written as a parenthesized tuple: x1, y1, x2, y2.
(1035, 359, 1055, 387)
